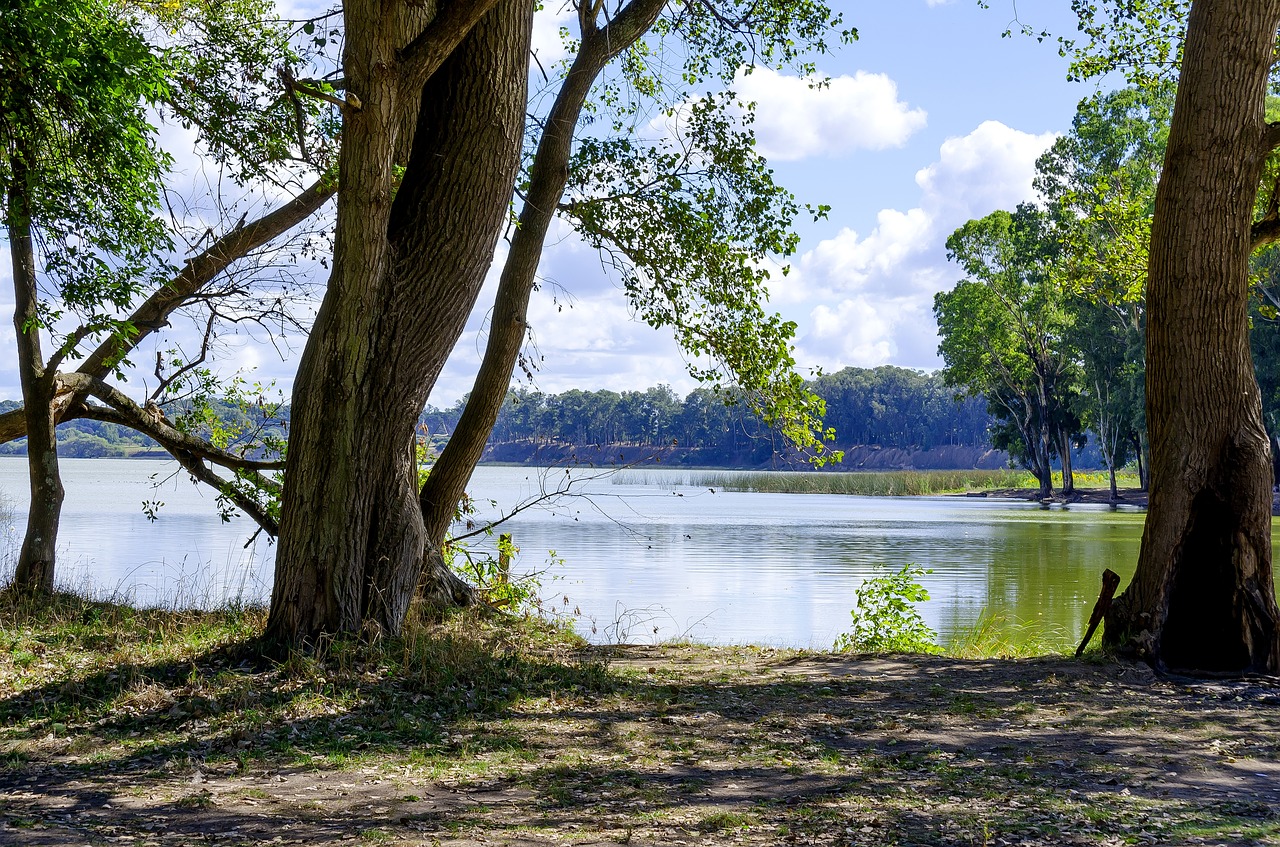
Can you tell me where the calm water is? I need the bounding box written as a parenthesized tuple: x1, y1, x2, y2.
(0, 457, 1207, 650)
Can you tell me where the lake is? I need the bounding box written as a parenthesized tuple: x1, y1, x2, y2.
(0, 457, 1185, 650)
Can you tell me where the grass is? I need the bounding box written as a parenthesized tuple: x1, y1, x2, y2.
(946, 611, 1077, 659)
(618, 468, 1144, 497)
(3, 591, 1278, 846)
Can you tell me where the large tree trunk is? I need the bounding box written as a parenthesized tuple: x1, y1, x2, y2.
(266, 0, 531, 646)
(8, 155, 61, 594)
(416, 0, 666, 603)
(1105, 0, 1280, 674)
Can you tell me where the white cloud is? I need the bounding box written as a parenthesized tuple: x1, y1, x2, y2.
(792, 121, 1056, 370)
(916, 120, 1056, 223)
(733, 67, 927, 161)
(807, 297, 895, 364)
(531, 2, 576, 69)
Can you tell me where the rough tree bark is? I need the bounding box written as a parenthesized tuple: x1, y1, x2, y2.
(7, 152, 60, 593)
(1104, 0, 1280, 673)
(265, 0, 532, 645)
(417, 0, 667, 567)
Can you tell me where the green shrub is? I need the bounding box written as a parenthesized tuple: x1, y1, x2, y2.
(834, 564, 939, 654)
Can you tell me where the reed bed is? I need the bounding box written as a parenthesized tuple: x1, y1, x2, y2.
(615, 468, 1143, 497)
(680, 469, 1035, 496)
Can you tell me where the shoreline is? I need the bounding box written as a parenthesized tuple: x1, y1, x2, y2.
(965, 486, 1150, 509)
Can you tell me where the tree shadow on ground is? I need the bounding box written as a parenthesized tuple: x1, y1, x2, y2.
(3, 631, 1280, 845)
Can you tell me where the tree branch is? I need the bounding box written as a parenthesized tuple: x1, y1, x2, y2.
(60, 373, 285, 474)
(76, 173, 336, 381)
(1252, 217, 1280, 250)
(397, 0, 504, 102)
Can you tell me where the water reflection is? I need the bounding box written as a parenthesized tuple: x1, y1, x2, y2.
(0, 457, 1235, 651)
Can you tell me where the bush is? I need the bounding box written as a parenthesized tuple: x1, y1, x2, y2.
(834, 564, 939, 654)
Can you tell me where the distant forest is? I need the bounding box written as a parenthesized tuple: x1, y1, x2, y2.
(421, 366, 996, 468)
(1, 366, 1001, 468)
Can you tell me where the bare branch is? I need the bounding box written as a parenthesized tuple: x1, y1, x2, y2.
(61, 373, 286, 473)
(76, 173, 335, 381)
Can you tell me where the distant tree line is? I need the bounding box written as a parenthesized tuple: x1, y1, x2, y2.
(420, 366, 992, 464)
(1, 368, 992, 465)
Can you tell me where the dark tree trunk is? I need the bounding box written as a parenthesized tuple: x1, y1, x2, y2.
(266, 0, 531, 646)
(1105, 0, 1280, 674)
(8, 154, 61, 594)
(1133, 432, 1148, 490)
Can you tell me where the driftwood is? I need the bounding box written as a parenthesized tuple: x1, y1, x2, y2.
(1076, 568, 1122, 657)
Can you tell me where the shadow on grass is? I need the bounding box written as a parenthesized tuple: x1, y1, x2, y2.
(4, 594, 1280, 845)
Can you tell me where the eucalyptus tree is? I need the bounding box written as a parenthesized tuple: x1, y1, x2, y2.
(0, 0, 337, 593)
(935, 205, 1080, 499)
(266, 0, 851, 646)
(1035, 85, 1175, 496)
(1059, 0, 1280, 673)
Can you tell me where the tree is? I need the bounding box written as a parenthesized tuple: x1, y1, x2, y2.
(265, 0, 535, 644)
(414, 0, 847, 569)
(1035, 85, 1174, 498)
(1, 0, 171, 592)
(935, 205, 1080, 498)
(1099, 0, 1280, 673)
(0, 0, 336, 593)
(267, 0, 849, 646)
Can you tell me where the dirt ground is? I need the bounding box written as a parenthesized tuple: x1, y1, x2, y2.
(3, 646, 1280, 846)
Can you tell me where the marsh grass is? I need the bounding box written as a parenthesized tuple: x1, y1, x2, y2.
(686, 469, 1034, 496)
(621, 468, 1145, 497)
(946, 611, 1076, 659)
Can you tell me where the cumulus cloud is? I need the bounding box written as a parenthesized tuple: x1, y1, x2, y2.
(732, 67, 927, 161)
(792, 121, 1056, 369)
(916, 120, 1057, 223)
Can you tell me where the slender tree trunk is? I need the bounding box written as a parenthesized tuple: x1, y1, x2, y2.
(8, 154, 61, 594)
(1036, 407, 1053, 499)
(418, 27, 618, 548)
(266, 0, 531, 646)
(1133, 432, 1148, 490)
(1058, 428, 1075, 496)
(1105, 0, 1280, 674)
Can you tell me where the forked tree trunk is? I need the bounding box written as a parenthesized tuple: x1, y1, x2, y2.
(8, 155, 61, 594)
(266, 0, 531, 646)
(416, 0, 666, 600)
(1105, 0, 1280, 674)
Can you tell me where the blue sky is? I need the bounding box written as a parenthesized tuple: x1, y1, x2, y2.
(0, 0, 1112, 407)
